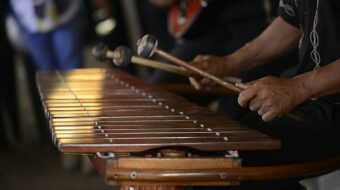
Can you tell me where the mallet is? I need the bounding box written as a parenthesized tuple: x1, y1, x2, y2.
(92, 44, 188, 76)
(136, 35, 243, 94)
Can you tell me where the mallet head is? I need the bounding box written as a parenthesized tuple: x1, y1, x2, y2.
(136, 34, 158, 58)
(111, 46, 133, 67)
(92, 43, 109, 62)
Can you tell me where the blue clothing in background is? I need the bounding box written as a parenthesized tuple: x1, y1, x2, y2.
(10, 0, 83, 71)
(20, 19, 82, 70)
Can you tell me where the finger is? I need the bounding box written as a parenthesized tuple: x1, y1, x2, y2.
(262, 111, 276, 122)
(189, 77, 201, 90)
(193, 55, 204, 62)
(236, 81, 254, 90)
(236, 83, 248, 90)
(201, 56, 210, 61)
(259, 102, 276, 121)
(238, 86, 259, 108)
(249, 96, 262, 111)
(260, 104, 271, 114)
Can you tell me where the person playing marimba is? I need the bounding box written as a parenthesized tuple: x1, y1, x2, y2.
(190, 0, 340, 189)
(146, 0, 299, 120)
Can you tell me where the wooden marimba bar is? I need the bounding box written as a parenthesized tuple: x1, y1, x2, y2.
(37, 68, 281, 189)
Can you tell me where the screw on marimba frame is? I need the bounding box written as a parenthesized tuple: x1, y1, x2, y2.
(130, 171, 138, 179)
(219, 172, 227, 180)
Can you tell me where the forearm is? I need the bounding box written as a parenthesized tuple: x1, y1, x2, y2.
(294, 59, 340, 101)
(228, 17, 301, 75)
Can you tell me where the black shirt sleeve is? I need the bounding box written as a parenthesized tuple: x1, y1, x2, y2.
(334, 0, 340, 12)
(278, 0, 300, 28)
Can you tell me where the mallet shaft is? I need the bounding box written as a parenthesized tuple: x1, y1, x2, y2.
(155, 49, 242, 94)
(131, 57, 188, 76)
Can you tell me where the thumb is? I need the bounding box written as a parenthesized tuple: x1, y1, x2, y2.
(235, 81, 254, 90)
(189, 77, 201, 90)
(235, 83, 250, 90)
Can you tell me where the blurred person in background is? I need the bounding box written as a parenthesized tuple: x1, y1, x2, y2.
(3, 6, 89, 177)
(9, 0, 83, 71)
(6, 0, 84, 151)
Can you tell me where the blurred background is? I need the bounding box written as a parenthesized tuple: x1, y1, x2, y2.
(0, 0, 282, 189)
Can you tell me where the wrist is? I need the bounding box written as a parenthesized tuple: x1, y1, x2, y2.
(227, 43, 257, 76)
(292, 76, 314, 103)
(225, 54, 243, 76)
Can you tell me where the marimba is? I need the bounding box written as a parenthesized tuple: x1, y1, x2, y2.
(36, 68, 340, 189)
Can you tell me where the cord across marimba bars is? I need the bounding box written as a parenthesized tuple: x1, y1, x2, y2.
(36, 68, 280, 154)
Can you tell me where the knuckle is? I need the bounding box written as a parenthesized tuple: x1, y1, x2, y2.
(266, 99, 273, 106)
(202, 61, 210, 69)
(202, 55, 211, 60)
(253, 82, 261, 88)
(254, 82, 266, 91)
(194, 55, 203, 61)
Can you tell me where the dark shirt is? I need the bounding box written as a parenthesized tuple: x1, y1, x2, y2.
(279, 0, 340, 102)
(183, 0, 268, 41)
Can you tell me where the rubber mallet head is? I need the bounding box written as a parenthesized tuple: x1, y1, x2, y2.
(92, 44, 132, 67)
(92, 43, 109, 62)
(111, 46, 133, 67)
(136, 34, 158, 58)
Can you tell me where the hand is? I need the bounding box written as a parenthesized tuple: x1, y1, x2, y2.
(237, 76, 306, 122)
(189, 55, 237, 90)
